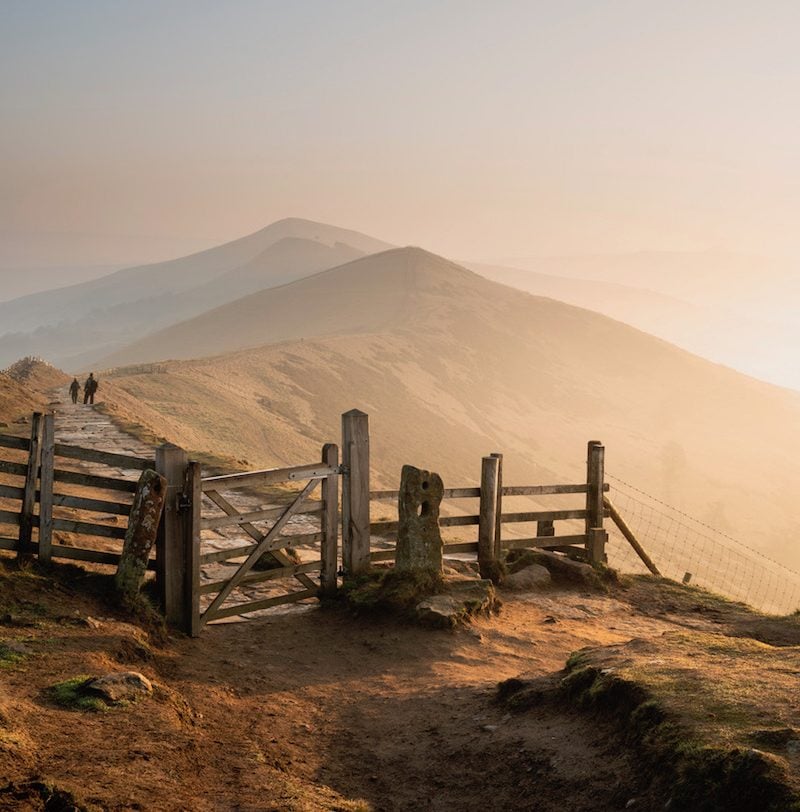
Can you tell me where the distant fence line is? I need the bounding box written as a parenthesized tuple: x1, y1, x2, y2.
(98, 363, 169, 378)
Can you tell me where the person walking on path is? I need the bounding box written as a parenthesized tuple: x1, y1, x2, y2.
(83, 372, 99, 405)
(69, 378, 80, 404)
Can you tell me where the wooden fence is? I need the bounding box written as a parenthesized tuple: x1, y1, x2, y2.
(0, 412, 154, 569)
(1, 408, 654, 638)
(368, 441, 611, 576)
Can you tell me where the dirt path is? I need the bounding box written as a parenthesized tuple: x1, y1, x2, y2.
(163, 591, 677, 811)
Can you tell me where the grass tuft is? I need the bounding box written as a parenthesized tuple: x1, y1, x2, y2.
(48, 676, 107, 712)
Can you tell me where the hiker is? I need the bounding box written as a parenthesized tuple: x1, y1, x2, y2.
(83, 373, 99, 405)
(69, 378, 80, 404)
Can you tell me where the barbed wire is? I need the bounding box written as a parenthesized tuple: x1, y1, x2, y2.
(606, 471, 800, 615)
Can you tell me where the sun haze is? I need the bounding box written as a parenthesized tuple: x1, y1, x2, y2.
(2, 1, 799, 262)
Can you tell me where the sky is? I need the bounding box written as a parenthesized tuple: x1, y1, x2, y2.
(1, 0, 800, 266)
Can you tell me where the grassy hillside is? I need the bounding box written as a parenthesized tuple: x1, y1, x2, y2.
(95, 247, 800, 568)
(0, 358, 69, 425)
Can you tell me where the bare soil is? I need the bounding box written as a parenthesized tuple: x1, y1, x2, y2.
(0, 559, 675, 811)
(9, 556, 799, 811)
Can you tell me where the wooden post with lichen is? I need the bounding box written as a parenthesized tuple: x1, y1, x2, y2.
(115, 469, 168, 603)
(320, 443, 339, 597)
(38, 412, 55, 563)
(185, 461, 202, 636)
(490, 452, 503, 562)
(156, 443, 189, 624)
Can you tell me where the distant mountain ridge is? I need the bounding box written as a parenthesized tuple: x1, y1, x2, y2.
(99, 246, 481, 366)
(0, 218, 394, 369)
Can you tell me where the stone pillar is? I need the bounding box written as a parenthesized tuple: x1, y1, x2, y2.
(115, 469, 168, 603)
(395, 465, 444, 577)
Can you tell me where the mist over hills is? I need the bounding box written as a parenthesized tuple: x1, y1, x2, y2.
(470, 260, 800, 390)
(0, 219, 392, 369)
(99, 247, 481, 366)
(97, 246, 800, 568)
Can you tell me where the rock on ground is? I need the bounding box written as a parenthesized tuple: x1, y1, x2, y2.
(86, 672, 153, 703)
(504, 563, 552, 591)
(416, 579, 499, 628)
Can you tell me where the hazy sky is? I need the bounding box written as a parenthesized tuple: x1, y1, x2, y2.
(2, 1, 799, 264)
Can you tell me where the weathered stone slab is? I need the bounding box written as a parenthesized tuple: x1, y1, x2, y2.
(85, 671, 153, 703)
(415, 579, 499, 628)
(114, 469, 167, 603)
(504, 563, 552, 591)
(395, 465, 444, 576)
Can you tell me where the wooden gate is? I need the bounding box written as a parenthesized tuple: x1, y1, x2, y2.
(189, 444, 341, 633)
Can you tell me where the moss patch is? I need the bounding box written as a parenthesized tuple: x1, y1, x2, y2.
(341, 567, 444, 616)
(0, 642, 27, 668)
(48, 676, 108, 713)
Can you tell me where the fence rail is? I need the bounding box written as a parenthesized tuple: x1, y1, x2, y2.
(366, 442, 610, 577)
(0, 412, 155, 571)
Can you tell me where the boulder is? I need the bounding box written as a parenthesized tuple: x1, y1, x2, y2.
(85, 671, 153, 703)
(504, 563, 551, 591)
(507, 549, 609, 590)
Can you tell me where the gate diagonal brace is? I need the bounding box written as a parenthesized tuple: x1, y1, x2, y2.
(202, 481, 320, 622)
(203, 488, 319, 591)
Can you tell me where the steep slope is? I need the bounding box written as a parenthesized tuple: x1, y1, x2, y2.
(0, 219, 392, 368)
(98, 248, 800, 568)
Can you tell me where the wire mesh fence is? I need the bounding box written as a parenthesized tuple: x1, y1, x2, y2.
(605, 472, 800, 615)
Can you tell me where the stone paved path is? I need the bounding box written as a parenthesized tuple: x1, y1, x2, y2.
(50, 387, 322, 621)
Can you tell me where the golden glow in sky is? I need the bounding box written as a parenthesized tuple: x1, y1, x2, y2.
(1, 1, 798, 265)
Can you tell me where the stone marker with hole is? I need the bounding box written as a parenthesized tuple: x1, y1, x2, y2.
(395, 464, 444, 576)
(115, 469, 168, 603)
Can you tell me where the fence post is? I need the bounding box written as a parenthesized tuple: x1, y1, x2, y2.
(156, 443, 189, 626)
(585, 440, 607, 565)
(38, 413, 55, 563)
(320, 443, 339, 597)
(490, 452, 503, 561)
(341, 410, 370, 576)
(185, 460, 202, 637)
(17, 412, 43, 564)
(478, 455, 503, 583)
